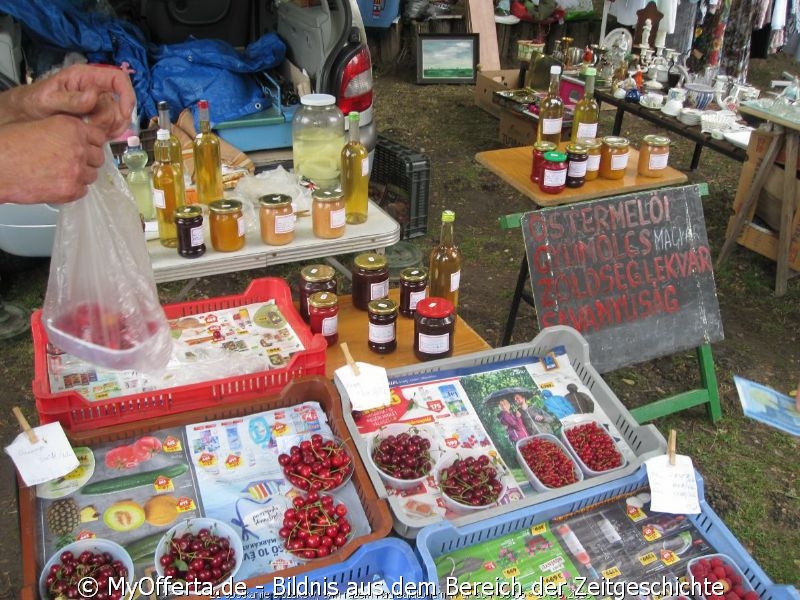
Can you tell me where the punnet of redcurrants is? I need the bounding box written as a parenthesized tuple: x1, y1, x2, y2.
(279, 492, 352, 560)
(689, 556, 759, 600)
(439, 455, 504, 507)
(158, 528, 237, 586)
(372, 432, 433, 480)
(278, 434, 354, 492)
(564, 422, 623, 472)
(43, 549, 129, 600)
(518, 437, 579, 488)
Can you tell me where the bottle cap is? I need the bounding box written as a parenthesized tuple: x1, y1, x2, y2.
(300, 93, 336, 107)
(197, 99, 209, 110)
(584, 67, 597, 77)
(156, 129, 170, 141)
(348, 111, 360, 121)
(550, 65, 562, 75)
(442, 210, 455, 223)
(158, 100, 169, 111)
(127, 135, 140, 147)
(416, 297, 454, 319)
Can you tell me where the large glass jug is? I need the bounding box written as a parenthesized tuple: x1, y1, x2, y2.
(292, 94, 345, 191)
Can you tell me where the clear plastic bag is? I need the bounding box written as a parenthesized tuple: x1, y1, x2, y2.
(42, 144, 172, 373)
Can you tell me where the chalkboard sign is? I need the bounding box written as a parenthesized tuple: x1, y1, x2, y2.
(522, 185, 724, 374)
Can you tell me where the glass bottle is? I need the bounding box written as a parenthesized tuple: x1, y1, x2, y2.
(193, 99, 224, 205)
(152, 128, 185, 248)
(342, 111, 369, 224)
(158, 101, 184, 165)
(292, 93, 345, 190)
(537, 65, 564, 145)
(122, 135, 155, 220)
(571, 67, 599, 143)
(429, 210, 462, 314)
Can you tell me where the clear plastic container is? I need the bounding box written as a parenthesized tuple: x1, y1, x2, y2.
(292, 94, 345, 190)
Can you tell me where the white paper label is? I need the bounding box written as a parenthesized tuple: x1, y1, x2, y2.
(648, 151, 670, 170)
(330, 207, 346, 229)
(368, 322, 395, 343)
(576, 122, 598, 139)
(334, 362, 391, 411)
(409, 290, 426, 310)
(152, 187, 166, 209)
(586, 154, 601, 172)
(4, 423, 79, 487)
(610, 151, 629, 171)
(274, 213, 296, 234)
(543, 167, 567, 187)
(418, 332, 450, 354)
(542, 117, 563, 135)
(321, 315, 338, 336)
(370, 279, 390, 301)
(645, 454, 701, 514)
(361, 157, 370, 177)
(567, 160, 587, 178)
(450, 270, 461, 293)
(190, 226, 204, 247)
(237, 216, 245, 237)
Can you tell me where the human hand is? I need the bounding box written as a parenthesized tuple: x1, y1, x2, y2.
(0, 115, 107, 204)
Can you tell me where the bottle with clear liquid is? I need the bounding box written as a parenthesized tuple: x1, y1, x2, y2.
(341, 111, 369, 224)
(571, 67, 600, 142)
(122, 136, 155, 220)
(193, 99, 224, 205)
(429, 210, 462, 313)
(537, 65, 564, 145)
(152, 128, 185, 248)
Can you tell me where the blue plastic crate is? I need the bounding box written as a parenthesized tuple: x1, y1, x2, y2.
(416, 466, 800, 600)
(357, 0, 400, 28)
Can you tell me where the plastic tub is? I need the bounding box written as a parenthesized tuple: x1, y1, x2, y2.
(367, 423, 441, 491)
(515, 433, 583, 491)
(39, 538, 134, 600)
(434, 451, 508, 514)
(0, 202, 59, 257)
(687, 553, 755, 600)
(560, 417, 628, 478)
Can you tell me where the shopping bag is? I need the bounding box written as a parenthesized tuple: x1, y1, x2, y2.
(42, 144, 172, 373)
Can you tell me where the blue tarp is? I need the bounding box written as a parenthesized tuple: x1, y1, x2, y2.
(0, 0, 286, 125)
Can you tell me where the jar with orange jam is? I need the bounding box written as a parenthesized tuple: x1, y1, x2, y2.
(259, 194, 295, 245)
(209, 199, 245, 252)
(599, 136, 630, 180)
(578, 137, 602, 181)
(312, 188, 346, 239)
(637, 135, 671, 177)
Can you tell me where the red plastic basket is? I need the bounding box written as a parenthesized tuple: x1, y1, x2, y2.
(32, 277, 328, 432)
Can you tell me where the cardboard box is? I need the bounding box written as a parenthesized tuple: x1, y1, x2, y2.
(475, 69, 521, 118)
(498, 109, 537, 147)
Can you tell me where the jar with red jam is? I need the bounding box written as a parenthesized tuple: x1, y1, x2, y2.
(565, 142, 588, 188)
(538, 151, 568, 194)
(308, 291, 338, 346)
(399, 267, 428, 318)
(298, 264, 337, 322)
(351, 252, 389, 311)
(368, 299, 397, 354)
(530, 141, 557, 184)
(414, 297, 455, 361)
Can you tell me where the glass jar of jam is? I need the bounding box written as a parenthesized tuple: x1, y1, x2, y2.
(174, 205, 205, 258)
(599, 136, 630, 180)
(399, 267, 428, 318)
(565, 143, 588, 188)
(209, 199, 245, 252)
(308, 291, 338, 346)
(351, 252, 389, 311)
(578, 137, 602, 181)
(298, 264, 337, 322)
(538, 150, 568, 194)
(312, 188, 346, 239)
(259, 194, 295, 246)
(367, 298, 397, 354)
(530, 141, 557, 184)
(638, 134, 671, 177)
(414, 297, 455, 361)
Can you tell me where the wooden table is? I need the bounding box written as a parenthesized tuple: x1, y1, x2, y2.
(475, 145, 688, 208)
(324, 289, 491, 377)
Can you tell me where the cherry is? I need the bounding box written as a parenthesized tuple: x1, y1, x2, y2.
(519, 437, 578, 488)
(43, 548, 129, 600)
(279, 492, 352, 560)
(371, 432, 433, 481)
(280, 436, 353, 492)
(156, 529, 237, 587)
(439, 457, 503, 507)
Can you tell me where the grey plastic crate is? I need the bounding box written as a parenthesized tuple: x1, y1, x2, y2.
(338, 325, 667, 539)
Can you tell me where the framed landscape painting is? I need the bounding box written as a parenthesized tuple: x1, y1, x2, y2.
(416, 33, 479, 84)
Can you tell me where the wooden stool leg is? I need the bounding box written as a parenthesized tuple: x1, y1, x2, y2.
(501, 254, 531, 346)
(776, 131, 799, 296)
(698, 343, 722, 422)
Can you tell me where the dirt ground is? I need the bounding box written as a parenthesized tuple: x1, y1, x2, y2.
(0, 47, 798, 595)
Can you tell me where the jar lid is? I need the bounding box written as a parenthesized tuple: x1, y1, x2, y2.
(533, 141, 557, 152)
(543, 151, 567, 162)
(368, 298, 397, 315)
(312, 188, 344, 202)
(354, 252, 388, 270)
(209, 199, 242, 213)
(301, 264, 336, 282)
(416, 297, 454, 319)
(300, 93, 336, 107)
(308, 291, 338, 308)
(576, 137, 602, 149)
(602, 136, 630, 148)
(259, 194, 293, 207)
(174, 205, 202, 219)
(400, 267, 428, 282)
(642, 134, 671, 147)
(565, 143, 588, 155)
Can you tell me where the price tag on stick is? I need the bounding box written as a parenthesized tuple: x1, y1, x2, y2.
(645, 429, 701, 514)
(4, 408, 79, 487)
(334, 342, 392, 411)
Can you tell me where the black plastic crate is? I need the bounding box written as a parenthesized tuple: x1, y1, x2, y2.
(370, 135, 431, 239)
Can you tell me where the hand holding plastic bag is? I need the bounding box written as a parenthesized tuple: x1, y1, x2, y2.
(42, 144, 172, 373)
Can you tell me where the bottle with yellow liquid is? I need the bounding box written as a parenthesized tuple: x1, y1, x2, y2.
(429, 210, 462, 313)
(157, 100, 186, 205)
(341, 111, 369, 224)
(152, 128, 185, 248)
(537, 65, 564, 145)
(571, 67, 600, 143)
(193, 99, 224, 205)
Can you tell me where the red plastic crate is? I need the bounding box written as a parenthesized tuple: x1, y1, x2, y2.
(32, 277, 328, 432)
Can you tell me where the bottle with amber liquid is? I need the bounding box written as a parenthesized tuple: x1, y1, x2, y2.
(341, 111, 369, 224)
(157, 101, 187, 203)
(571, 67, 600, 143)
(429, 210, 462, 313)
(537, 65, 564, 145)
(152, 128, 185, 247)
(193, 99, 224, 205)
